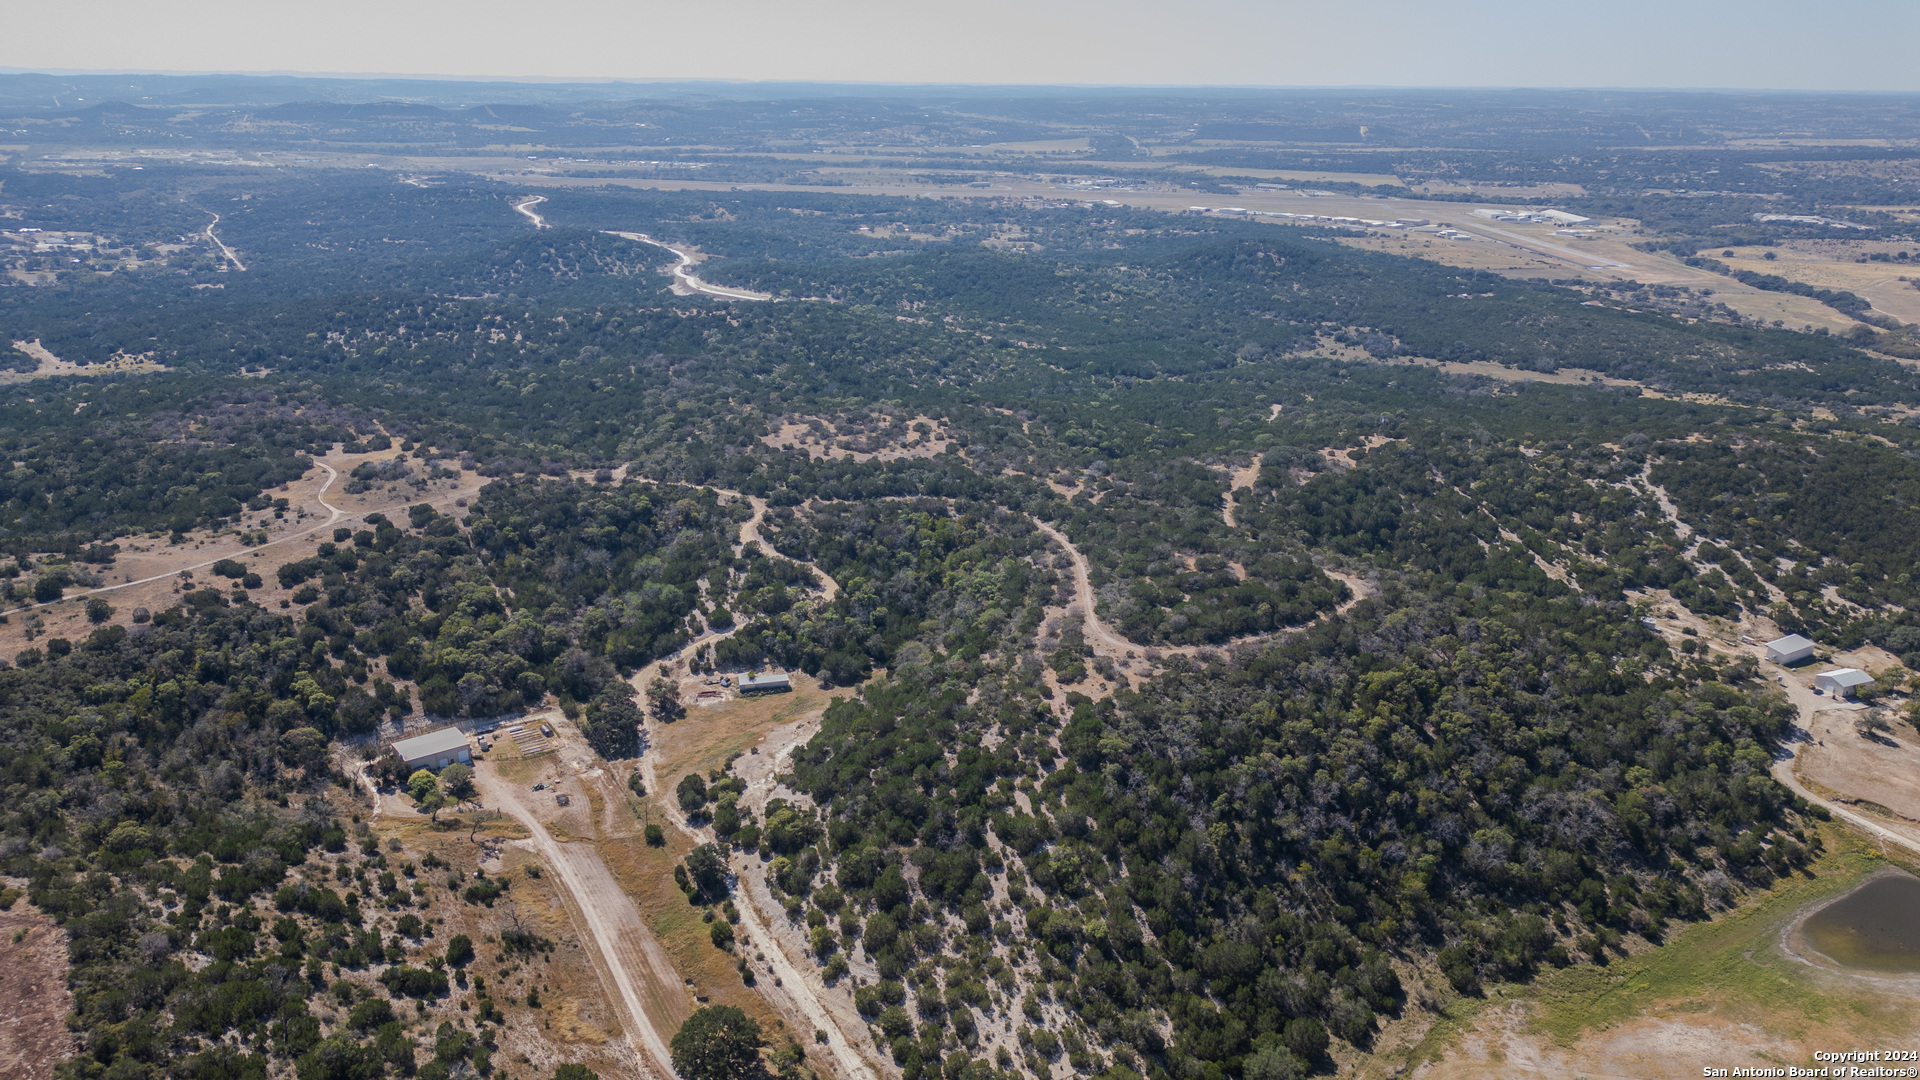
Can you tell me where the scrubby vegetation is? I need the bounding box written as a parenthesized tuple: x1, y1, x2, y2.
(0, 107, 1901, 1080)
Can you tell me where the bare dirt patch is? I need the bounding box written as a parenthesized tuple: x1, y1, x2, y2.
(6, 339, 167, 383)
(1793, 707, 1920, 830)
(1412, 1010, 1801, 1080)
(1219, 454, 1263, 528)
(1317, 435, 1400, 468)
(759, 413, 953, 462)
(0, 901, 74, 1080)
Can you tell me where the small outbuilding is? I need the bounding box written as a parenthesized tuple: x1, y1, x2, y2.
(738, 672, 793, 694)
(392, 727, 472, 772)
(1815, 668, 1875, 699)
(1764, 634, 1817, 665)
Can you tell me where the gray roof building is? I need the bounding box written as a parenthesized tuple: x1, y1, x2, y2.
(392, 727, 472, 771)
(1764, 634, 1817, 665)
(1814, 668, 1875, 699)
(738, 672, 793, 694)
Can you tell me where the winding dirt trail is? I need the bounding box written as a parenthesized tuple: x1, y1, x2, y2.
(474, 766, 683, 1079)
(514, 195, 550, 229)
(1031, 519, 1137, 660)
(1032, 518, 1376, 668)
(0, 454, 490, 621)
(1221, 454, 1264, 529)
(603, 231, 774, 301)
(616, 474, 878, 1078)
(731, 491, 839, 603)
(0, 458, 341, 619)
(732, 727, 884, 1080)
(627, 483, 843, 690)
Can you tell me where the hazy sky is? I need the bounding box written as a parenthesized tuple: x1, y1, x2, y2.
(6, 0, 1918, 90)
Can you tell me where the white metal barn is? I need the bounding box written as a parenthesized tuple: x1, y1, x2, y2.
(391, 727, 472, 772)
(1814, 668, 1875, 699)
(1764, 634, 1816, 665)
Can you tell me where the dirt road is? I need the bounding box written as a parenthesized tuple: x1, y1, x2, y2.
(1032, 518, 1375, 666)
(514, 196, 550, 229)
(639, 701, 884, 1080)
(0, 458, 334, 619)
(614, 475, 876, 1076)
(628, 481, 843, 692)
(203, 211, 246, 271)
(1763, 662, 1920, 859)
(475, 765, 684, 1079)
(602, 231, 773, 301)
(730, 720, 884, 1080)
(1032, 520, 1138, 660)
(0, 454, 486, 622)
(734, 493, 840, 602)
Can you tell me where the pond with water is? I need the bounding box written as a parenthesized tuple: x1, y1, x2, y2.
(1801, 872, 1920, 974)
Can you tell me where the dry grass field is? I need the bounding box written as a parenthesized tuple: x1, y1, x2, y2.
(6, 339, 167, 382)
(0, 901, 75, 1080)
(356, 799, 647, 1080)
(1334, 229, 1869, 332)
(1713, 241, 1920, 325)
(454, 678, 861, 1079)
(1394, 826, 1920, 1080)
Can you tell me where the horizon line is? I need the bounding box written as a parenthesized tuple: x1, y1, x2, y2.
(1, 67, 1914, 97)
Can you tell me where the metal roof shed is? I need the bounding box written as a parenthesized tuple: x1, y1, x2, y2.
(392, 727, 472, 771)
(738, 672, 793, 694)
(1764, 634, 1817, 665)
(1814, 668, 1875, 699)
